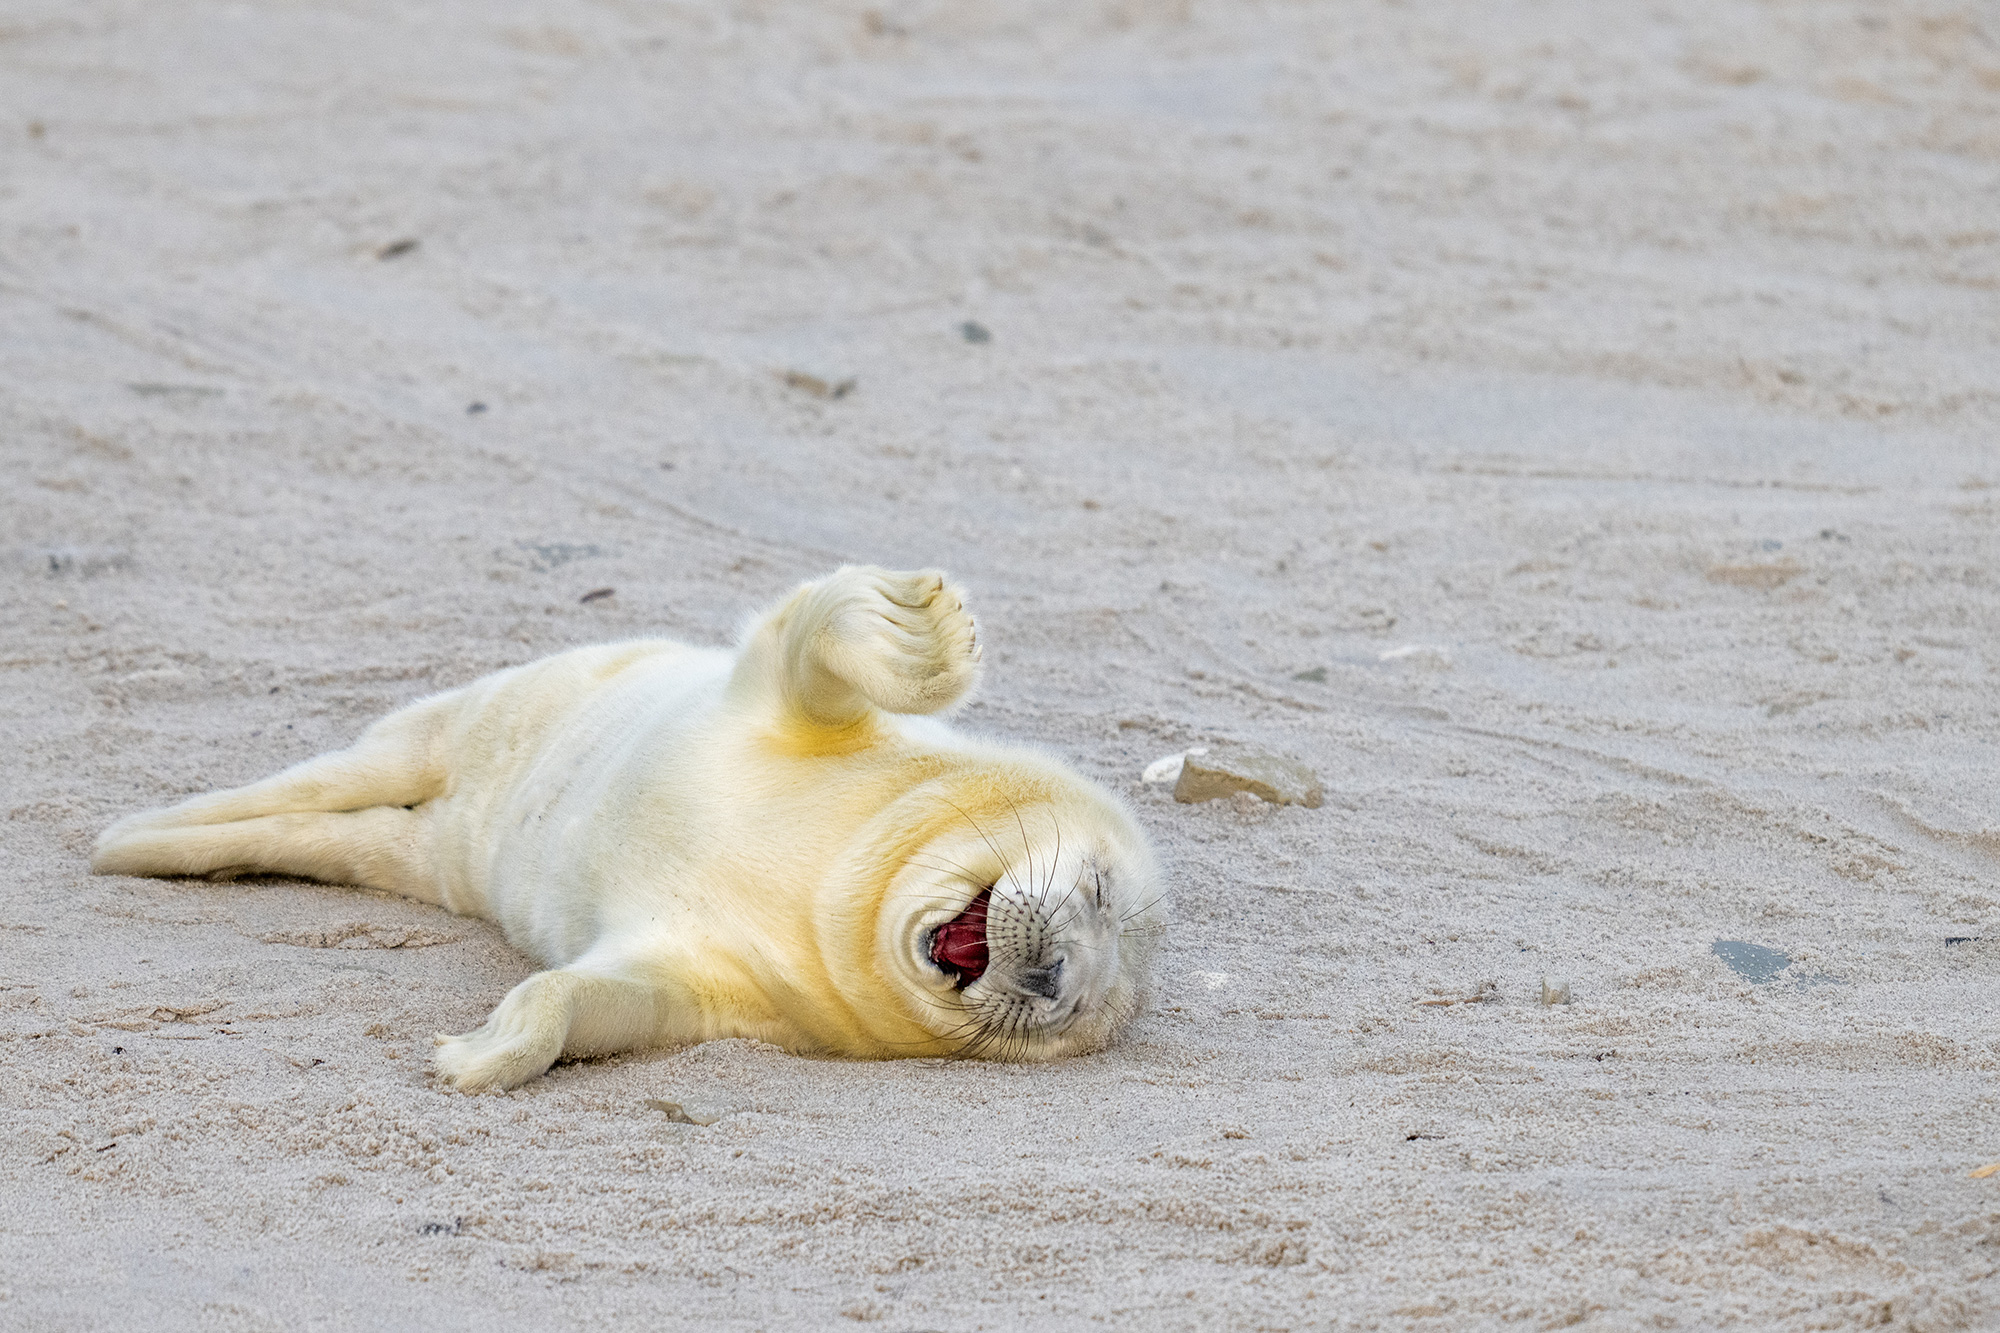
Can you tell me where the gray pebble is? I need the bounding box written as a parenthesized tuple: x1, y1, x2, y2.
(1712, 940, 1789, 984)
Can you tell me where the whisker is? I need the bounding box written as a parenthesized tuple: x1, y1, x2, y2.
(1120, 891, 1167, 924)
(1047, 812, 1063, 901)
(945, 799, 1013, 881)
(1005, 796, 1035, 904)
(905, 854, 986, 886)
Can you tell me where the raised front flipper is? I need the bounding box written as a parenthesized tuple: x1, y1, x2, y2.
(730, 565, 982, 730)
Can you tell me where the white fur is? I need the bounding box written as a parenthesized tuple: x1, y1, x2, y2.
(94, 567, 1165, 1090)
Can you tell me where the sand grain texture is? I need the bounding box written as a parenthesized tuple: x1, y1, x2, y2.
(2, 1, 1997, 1329)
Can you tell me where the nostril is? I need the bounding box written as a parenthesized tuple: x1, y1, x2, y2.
(1018, 959, 1063, 1000)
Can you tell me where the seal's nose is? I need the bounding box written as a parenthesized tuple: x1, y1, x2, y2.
(1016, 959, 1063, 1000)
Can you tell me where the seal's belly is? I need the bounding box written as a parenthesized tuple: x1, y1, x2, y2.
(413, 634, 1013, 1054)
(422, 638, 940, 1041)
(424, 640, 729, 957)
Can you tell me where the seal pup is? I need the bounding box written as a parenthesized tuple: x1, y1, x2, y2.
(92, 566, 1166, 1090)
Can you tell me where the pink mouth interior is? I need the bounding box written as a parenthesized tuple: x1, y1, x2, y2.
(929, 889, 990, 986)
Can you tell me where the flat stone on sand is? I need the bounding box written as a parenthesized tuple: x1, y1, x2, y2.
(1173, 743, 1322, 808)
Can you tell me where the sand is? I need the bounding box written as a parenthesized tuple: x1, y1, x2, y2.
(3, 0, 1998, 1328)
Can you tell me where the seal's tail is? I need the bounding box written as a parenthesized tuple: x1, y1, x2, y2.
(90, 686, 461, 903)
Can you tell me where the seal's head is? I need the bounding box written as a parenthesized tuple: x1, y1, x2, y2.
(865, 775, 1165, 1060)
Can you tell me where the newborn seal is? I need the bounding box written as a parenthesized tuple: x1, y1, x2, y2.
(93, 566, 1166, 1090)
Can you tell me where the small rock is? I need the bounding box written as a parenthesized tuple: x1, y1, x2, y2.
(645, 1098, 727, 1125)
(376, 237, 420, 260)
(960, 320, 991, 343)
(1712, 940, 1789, 984)
(1378, 644, 1451, 670)
(782, 369, 856, 399)
(127, 382, 222, 400)
(1415, 980, 1498, 1007)
(1142, 747, 1207, 784)
(1174, 743, 1322, 808)
(579, 587, 615, 604)
(25, 546, 133, 579)
(1707, 560, 1801, 590)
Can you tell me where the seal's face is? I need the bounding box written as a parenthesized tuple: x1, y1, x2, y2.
(881, 802, 1163, 1059)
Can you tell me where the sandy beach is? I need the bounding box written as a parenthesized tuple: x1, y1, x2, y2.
(3, 1, 1997, 1328)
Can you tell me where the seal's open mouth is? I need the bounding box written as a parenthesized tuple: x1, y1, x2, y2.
(929, 889, 990, 987)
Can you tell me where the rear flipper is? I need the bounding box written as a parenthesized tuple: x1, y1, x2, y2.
(91, 687, 460, 904)
(92, 806, 443, 903)
(433, 962, 667, 1092)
